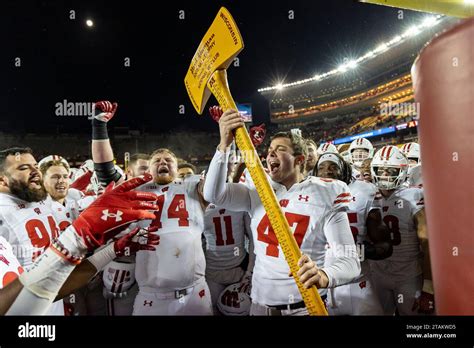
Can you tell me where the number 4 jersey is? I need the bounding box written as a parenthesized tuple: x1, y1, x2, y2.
(135, 175, 206, 292)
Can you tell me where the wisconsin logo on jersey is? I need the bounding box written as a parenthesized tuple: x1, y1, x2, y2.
(279, 199, 289, 207)
(101, 209, 123, 222)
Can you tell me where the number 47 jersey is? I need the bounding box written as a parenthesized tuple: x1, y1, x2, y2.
(249, 177, 358, 306)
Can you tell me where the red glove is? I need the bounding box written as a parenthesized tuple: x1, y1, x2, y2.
(114, 226, 160, 257)
(249, 124, 266, 147)
(94, 101, 118, 122)
(72, 174, 158, 250)
(221, 289, 240, 308)
(70, 170, 93, 192)
(238, 271, 252, 295)
(209, 105, 224, 123)
(412, 291, 435, 314)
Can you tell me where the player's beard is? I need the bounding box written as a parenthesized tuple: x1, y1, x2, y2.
(154, 174, 174, 185)
(9, 177, 48, 202)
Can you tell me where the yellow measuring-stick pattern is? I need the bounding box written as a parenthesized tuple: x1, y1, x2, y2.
(359, 0, 474, 18)
(184, 7, 328, 315)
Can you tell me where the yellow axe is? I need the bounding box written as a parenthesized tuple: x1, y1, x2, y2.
(184, 7, 328, 316)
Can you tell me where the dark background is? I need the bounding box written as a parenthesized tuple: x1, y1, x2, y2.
(0, 0, 425, 134)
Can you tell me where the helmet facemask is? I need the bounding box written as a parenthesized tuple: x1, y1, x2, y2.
(372, 166, 406, 190)
(351, 149, 370, 167)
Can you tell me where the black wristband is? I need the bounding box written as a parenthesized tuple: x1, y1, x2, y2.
(92, 118, 109, 140)
(94, 161, 122, 186)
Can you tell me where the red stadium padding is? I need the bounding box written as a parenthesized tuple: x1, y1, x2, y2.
(411, 18, 474, 315)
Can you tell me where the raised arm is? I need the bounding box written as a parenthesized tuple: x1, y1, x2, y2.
(203, 109, 251, 212)
(91, 101, 123, 186)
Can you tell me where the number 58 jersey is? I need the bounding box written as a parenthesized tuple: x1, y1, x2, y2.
(248, 177, 355, 306)
(135, 175, 206, 292)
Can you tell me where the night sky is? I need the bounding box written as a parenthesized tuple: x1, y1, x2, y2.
(1, 0, 426, 134)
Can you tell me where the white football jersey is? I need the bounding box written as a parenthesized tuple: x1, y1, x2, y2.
(326, 180, 380, 281)
(203, 204, 247, 271)
(370, 187, 424, 279)
(63, 188, 96, 220)
(247, 177, 353, 306)
(351, 166, 361, 181)
(135, 175, 206, 291)
(377, 187, 424, 262)
(0, 193, 69, 315)
(0, 236, 24, 289)
(0, 193, 70, 267)
(347, 180, 380, 245)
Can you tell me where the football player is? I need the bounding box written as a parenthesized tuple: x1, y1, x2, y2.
(304, 139, 318, 177)
(369, 145, 433, 315)
(89, 101, 213, 315)
(400, 142, 422, 188)
(132, 149, 212, 315)
(178, 162, 197, 178)
(348, 138, 374, 180)
(126, 153, 150, 180)
(316, 152, 392, 315)
(204, 109, 360, 316)
(0, 171, 159, 315)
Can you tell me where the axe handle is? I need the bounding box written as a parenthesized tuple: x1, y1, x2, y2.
(207, 69, 328, 316)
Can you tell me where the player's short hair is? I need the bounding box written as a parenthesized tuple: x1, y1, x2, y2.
(0, 147, 33, 174)
(270, 132, 308, 157)
(305, 139, 317, 149)
(129, 153, 150, 166)
(150, 148, 178, 162)
(270, 132, 307, 171)
(178, 162, 197, 173)
(40, 159, 70, 176)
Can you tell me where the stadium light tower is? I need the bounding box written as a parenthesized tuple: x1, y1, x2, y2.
(276, 83, 284, 90)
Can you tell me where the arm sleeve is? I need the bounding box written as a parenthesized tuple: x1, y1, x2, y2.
(321, 211, 361, 288)
(203, 150, 251, 212)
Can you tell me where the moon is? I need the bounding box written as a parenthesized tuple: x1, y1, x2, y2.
(86, 19, 94, 27)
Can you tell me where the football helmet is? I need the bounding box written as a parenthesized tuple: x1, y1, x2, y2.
(340, 150, 351, 163)
(371, 145, 408, 190)
(317, 142, 338, 155)
(400, 142, 421, 167)
(217, 282, 252, 316)
(38, 154, 70, 171)
(349, 138, 374, 167)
